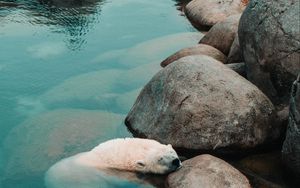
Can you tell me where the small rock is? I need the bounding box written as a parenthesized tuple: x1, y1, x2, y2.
(200, 14, 241, 55)
(160, 44, 227, 67)
(226, 62, 246, 77)
(167, 154, 251, 188)
(227, 34, 243, 64)
(184, 0, 247, 29)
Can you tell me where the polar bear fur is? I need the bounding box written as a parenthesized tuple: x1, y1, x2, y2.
(45, 138, 181, 188)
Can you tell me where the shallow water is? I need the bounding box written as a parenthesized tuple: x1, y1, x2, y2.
(0, 0, 198, 187)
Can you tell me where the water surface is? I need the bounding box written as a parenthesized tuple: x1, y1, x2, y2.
(0, 0, 198, 187)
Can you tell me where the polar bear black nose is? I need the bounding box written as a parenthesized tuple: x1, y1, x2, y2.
(172, 158, 180, 167)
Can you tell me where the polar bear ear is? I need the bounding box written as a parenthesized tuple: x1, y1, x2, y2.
(167, 144, 172, 148)
(136, 160, 146, 168)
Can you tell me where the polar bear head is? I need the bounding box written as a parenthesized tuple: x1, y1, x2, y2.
(135, 144, 181, 174)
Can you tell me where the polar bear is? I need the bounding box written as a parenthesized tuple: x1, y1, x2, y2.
(45, 138, 181, 188)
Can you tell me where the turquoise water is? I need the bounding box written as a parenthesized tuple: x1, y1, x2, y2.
(0, 0, 198, 187)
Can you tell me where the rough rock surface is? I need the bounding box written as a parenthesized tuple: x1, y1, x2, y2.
(239, 0, 300, 105)
(126, 55, 279, 154)
(160, 44, 227, 67)
(167, 154, 251, 188)
(184, 0, 247, 29)
(227, 34, 243, 64)
(200, 14, 241, 55)
(282, 75, 300, 179)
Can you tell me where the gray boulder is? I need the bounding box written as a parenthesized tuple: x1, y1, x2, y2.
(126, 55, 280, 154)
(184, 0, 247, 29)
(282, 75, 300, 179)
(239, 0, 300, 105)
(160, 44, 227, 67)
(200, 14, 241, 55)
(167, 154, 251, 188)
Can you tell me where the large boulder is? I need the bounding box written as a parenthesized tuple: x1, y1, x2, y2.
(199, 14, 241, 55)
(125, 55, 280, 154)
(282, 75, 300, 180)
(184, 0, 248, 30)
(239, 0, 300, 105)
(1, 109, 129, 187)
(160, 44, 227, 67)
(167, 154, 251, 188)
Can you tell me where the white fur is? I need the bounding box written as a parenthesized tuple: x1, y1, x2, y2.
(45, 138, 181, 188)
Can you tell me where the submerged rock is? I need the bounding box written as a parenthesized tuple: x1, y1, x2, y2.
(167, 154, 251, 188)
(184, 0, 247, 29)
(199, 14, 241, 55)
(92, 32, 204, 68)
(41, 62, 161, 113)
(282, 75, 300, 180)
(126, 55, 280, 154)
(239, 0, 300, 105)
(160, 44, 226, 67)
(2, 109, 128, 185)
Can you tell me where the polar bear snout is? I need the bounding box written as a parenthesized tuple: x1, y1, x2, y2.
(172, 158, 181, 168)
(169, 158, 181, 171)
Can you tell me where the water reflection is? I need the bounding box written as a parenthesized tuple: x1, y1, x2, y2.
(0, 0, 105, 50)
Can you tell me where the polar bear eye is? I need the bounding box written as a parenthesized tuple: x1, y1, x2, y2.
(158, 157, 163, 162)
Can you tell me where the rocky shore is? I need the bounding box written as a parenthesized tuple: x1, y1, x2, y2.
(125, 0, 300, 187)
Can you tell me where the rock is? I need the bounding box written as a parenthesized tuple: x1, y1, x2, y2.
(238, 0, 300, 105)
(2, 109, 129, 185)
(226, 62, 246, 77)
(167, 154, 251, 188)
(234, 152, 287, 188)
(199, 14, 241, 55)
(282, 75, 300, 179)
(184, 0, 248, 29)
(125, 55, 280, 154)
(160, 44, 227, 67)
(41, 62, 161, 113)
(227, 34, 243, 64)
(92, 32, 204, 68)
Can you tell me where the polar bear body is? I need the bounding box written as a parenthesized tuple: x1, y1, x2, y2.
(45, 138, 181, 188)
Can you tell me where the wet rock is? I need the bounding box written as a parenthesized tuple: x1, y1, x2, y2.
(167, 154, 251, 188)
(239, 0, 300, 105)
(234, 152, 288, 188)
(199, 14, 241, 55)
(226, 62, 246, 77)
(227, 34, 243, 64)
(282, 75, 300, 180)
(2, 110, 128, 185)
(160, 44, 227, 67)
(125, 55, 280, 154)
(184, 0, 248, 29)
